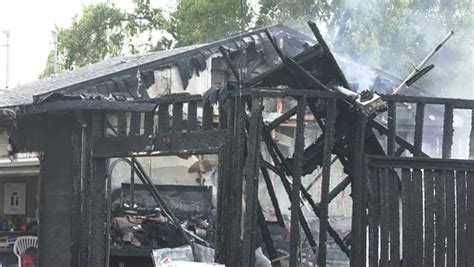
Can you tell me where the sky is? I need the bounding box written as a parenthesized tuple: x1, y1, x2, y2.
(0, 0, 175, 89)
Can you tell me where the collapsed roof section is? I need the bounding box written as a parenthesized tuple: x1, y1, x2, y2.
(0, 25, 315, 108)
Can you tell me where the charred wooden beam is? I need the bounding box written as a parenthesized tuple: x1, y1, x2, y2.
(22, 99, 157, 114)
(172, 103, 184, 131)
(92, 130, 226, 158)
(158, 104, 170, 133)
(129, 112, 141, 136)
(257, 203, 281, 267)
(261, 127, 318, 253)
(260, 166, 285, 227)
(187, 101, 198, 131)
(414, 102, 425, 157)
(381, 94, 474, 109)
(350, 112, 368, 266)
(317, 98, 337, 266)
(442, 104, 454, 159)
(242, 96, 263, 267)
(89, 111, 108, 266)
(289, 96, 306, 266)
(387, 101, 396, 156)
(307, 21, 350, 88)
(266, 106, 297, 131)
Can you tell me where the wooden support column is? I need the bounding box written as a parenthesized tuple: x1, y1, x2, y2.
(242, 96, 263, 267)
(289, 96, 306, 266)
(38, 114, 76, 267)
(350, 111, 368, 267)
(88, 112, 109, 267)
(318, 98, 337, 266)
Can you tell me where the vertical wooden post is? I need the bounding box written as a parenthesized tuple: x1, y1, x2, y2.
(242, 96, 263, 267)
(289, 96, 306, 267)
(318, 98, 337, 266)
(89, 112, 108, 267)
(350, 111, 368, 267)
(38, 114, 76, 266)
(442, 104, 454, 159)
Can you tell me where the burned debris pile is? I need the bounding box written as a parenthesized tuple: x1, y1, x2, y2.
(111, 209, 212, 250)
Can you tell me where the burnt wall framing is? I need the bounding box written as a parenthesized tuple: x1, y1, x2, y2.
(9, 86, 474, 267)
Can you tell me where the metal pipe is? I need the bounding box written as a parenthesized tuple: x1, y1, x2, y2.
(2, 30, 10, 89)
(393, 30, 454, 94)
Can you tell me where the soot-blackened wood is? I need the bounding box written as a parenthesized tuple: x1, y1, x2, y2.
(387, 101, 396, 155)
(187, 101, 198, 131)
(129, 112, 141, 135)
(434, 170, 446, 267)
(117, 112, 127, 136)
(290, 96, 306, 267)
(412, 169, 423, 267)
(158, 104, 170, 133)
(466, 171, 474, 267)
(228, 99, 246, 267)
(263, 126, 349, 257)
(218, 101, 227, 130)
(470, 110, 474, 159)
(442, 104, 454, 159)
(242, 97, 263, 267)
(144, 112, 154, 136)
(79, 114, 92, 266)
(380, 168, 390, 266)
(172, 103, 184, 131)
(266, 106, 297, 131)
(92, 130, 226, 158)
(389, 170, 400, 266)
(202, 102, 214, 131)
(317, 98, 337, 266)
(456, 171, 467, 267)
(414, 103, 425, 157)
(38, 115, 76, 267)
(261, 128, 318, 253)
(445, 171, 455, 266)
(89, 112, 108, 267)
(257, 203, 281, 267)
(424, 170, 435, 267)
(71, 120, 82, 267)
(351, 112, 368, 267)
(261, 166, 285, 227)
(368, 168, 380, 267)
(401, 168, 412, 267)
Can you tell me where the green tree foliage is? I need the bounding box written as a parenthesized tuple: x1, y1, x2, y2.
(41, 1, 165, 78)
(41, 0, 472, 97)
(256, 0, 472, 96)
(169, 0, 253, 47)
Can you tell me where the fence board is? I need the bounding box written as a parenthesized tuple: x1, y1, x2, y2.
(434, 170, 446, 267)
(466, 171, 474, 266)
(445, 171, 455, 266)
(456, 171, 466, 267)
(401, 168, 412, 267)
(389, 170, 400, 266)
(380, 167, 390, 266)
(368, 167, 380, 267)
(412, 169, 423, 266)
(424, 170, 435, 267)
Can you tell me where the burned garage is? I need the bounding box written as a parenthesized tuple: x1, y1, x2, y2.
(0, 21, 473, 267)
